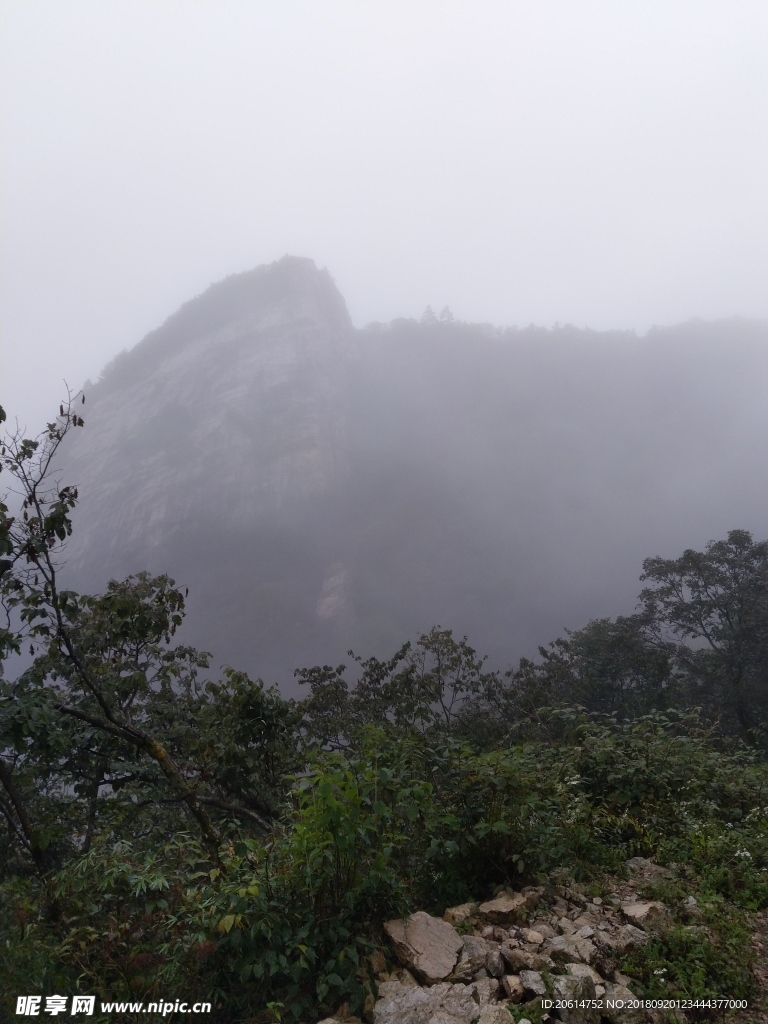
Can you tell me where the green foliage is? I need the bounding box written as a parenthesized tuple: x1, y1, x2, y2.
(640, 529, 768, 745)
(622, 903, 755, 999)
(1, 399, 767, 1020)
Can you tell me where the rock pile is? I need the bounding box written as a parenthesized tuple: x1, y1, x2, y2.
(317, 859, 680, 1024)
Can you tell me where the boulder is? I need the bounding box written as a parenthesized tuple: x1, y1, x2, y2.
(620, 902, 666, 928)
(626, 857, 672, 881)
(499, 944, 547, 973)
(478, 891, 537, 926)
(601, 982, 648, 1023)
(552, 973, 599, 1023)
(530, 921, 555, 939)
(501, 975, 525, 1002)
(612, 924, 649, 954)
(390, 968, 420, 987)
(451, 936, 491, 982)
(373, 980, 478, 1024)
(518, 969, 547, 998)
(564, 963, 602, 985)
(476, 1009, 514, 1024)
(369, 951, 387, 975)
(470, 978, 500, 1005)
(385, 912, 463, 985)
(444, 904, 477, 926)
(485, 948, 505, 978)
(544, 934, 596, 964)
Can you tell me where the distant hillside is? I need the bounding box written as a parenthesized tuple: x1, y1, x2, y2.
(59, 256, 768, 688)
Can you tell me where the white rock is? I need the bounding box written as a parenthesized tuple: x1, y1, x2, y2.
(478, 891, 538, 926)
(620, 901, 666, 927)
(501, 974, 525, 1002)
(451, 936, 491, 982)
(385, 912, 463, 985)
(601, 982, 648, 1023)
(484, 949, 505, 978)
(476, 1008, 513, 1024)
(552, 973, 599, 1023)
(518, 969, 547, 998)
(470, 978, 500, 1005)
(565, 962, 602, 984)
(612, 923, 649, 953)
(444, 903, 477, 925)
(373, 980, 478, 1024)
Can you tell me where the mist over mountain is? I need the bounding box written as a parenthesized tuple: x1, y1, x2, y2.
(59, 256, 768, 690)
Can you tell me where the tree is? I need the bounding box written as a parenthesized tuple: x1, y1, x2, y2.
(639, 530, 768, 745)
(297, 627, 496, 750)
(0, 398, 297, 878)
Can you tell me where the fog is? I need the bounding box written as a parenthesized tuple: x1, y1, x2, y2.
(1, 3, 767, 687)
(2, 1, 767, 434)
(52, 258, 767, 688)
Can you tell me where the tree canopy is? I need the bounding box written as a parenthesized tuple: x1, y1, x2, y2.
(1, 398, 766, 1020)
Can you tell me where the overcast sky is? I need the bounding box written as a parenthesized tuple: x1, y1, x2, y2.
(2, 0, 767, 434)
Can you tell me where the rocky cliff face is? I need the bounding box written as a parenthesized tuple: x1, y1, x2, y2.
(58, 259, 768, 687)
(64, 255, 351, 561)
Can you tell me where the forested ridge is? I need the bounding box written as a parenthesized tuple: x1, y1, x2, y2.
(1, 400, 767, 1023)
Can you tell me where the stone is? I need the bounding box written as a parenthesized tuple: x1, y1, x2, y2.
(395, 969, 420, 987)
(502, 975, 525, 1002)
(612, 924, 649, 954)
(385, 912, 463, 985)
(485, 949, 505, 978)
(572, 914, 597, 929)
(470, 978, 500, 1005)
(626, 857, 672, 881)
(519, 928, 544, 945)
(518, 970, 547, 998)
(499, 944, 546, 973)
(565, 963, 603, 985)
(478, 892, 537, 927)
(476, 1008, 513, 1024)
(552, 974, 599, 1023)
(373, 980, 479, 1024)
(451, 937, 491, 982)
(530, 921, 555, 939)
(601, 982, 647, 1023)
(444, 903, 477, 926)
(369, 951, 387, 975)
(544, 934, 595, 964)
(620, 902, 666, 928)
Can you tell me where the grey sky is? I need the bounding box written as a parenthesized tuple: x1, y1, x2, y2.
(2, 0, 767, 434)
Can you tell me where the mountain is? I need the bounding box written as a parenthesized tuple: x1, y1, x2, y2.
(59, 256, 768, 688)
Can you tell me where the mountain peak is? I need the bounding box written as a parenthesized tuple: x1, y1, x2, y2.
(94, 256, 351, 399)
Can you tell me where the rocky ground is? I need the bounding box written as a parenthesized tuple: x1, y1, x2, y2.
(314, 858, 766, 1024)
